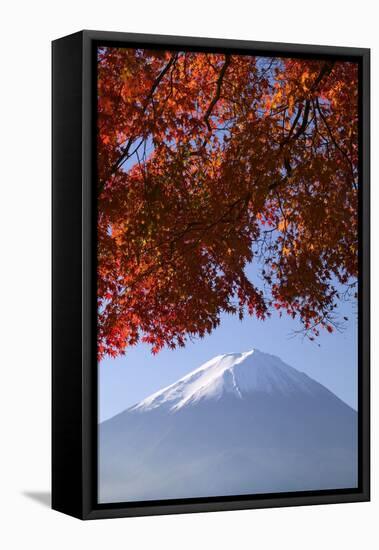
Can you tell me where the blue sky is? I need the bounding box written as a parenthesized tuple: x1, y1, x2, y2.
(99, 294, 357, 422)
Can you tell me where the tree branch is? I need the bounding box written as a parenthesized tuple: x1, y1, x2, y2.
(270, 62, 335, 191)
(203, 55, 231, 132)
(99, 53, 178, 190)
(315, 97, 357, 188)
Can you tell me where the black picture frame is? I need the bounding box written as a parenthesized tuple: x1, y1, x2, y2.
(52, 30, 370, 520)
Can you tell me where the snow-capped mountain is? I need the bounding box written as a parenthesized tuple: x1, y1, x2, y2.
(99, 349, 358, 503)
(130, 350, 326, 413)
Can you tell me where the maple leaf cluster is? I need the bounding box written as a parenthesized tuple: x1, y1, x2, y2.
(97, 47, 358, 360)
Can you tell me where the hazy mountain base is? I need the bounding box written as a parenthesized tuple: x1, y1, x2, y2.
(99, 390, 357, 503)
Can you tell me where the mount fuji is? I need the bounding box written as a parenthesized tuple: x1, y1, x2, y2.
(99, 349, 358, 503)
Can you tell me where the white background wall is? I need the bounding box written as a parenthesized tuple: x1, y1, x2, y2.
(0, 1, 376, 548)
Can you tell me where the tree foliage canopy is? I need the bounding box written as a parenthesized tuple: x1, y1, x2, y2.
(97, 48, 358, 359)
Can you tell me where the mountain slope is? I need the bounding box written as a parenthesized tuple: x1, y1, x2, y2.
(99, 349, 358, 503)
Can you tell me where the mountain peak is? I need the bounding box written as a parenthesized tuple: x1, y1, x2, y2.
(100, 348, 357, 503)
(130, 348, 317, 413)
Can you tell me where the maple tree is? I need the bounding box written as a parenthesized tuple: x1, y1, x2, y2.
(97, 47, 359, 359)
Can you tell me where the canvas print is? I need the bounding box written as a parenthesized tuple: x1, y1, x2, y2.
(96, 46, 359, 504)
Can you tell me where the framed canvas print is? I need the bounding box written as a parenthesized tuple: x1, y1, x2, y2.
(52, 30, 370, 520)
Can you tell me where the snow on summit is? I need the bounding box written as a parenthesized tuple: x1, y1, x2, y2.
(131, 348, 317, 413)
